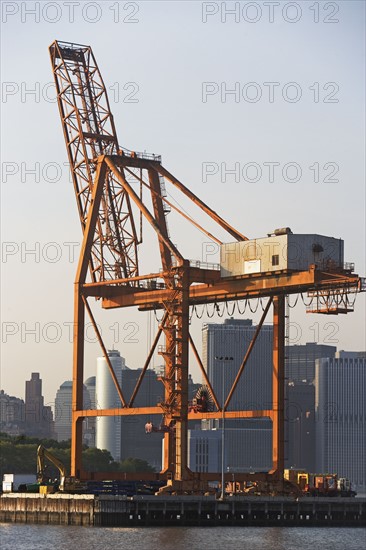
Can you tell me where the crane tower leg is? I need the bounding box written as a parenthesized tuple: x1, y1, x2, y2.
(270, 295, 285, 478)
(160, 263, 191, 482)
(174, 267, 190, 481)
(71, 286, 85, 478)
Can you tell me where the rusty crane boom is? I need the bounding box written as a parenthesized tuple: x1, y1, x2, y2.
(50, 40, 364, 492)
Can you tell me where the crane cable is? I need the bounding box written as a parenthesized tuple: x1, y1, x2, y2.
(153, 307, 165, 323)
(237, 300, 247, 315)
(248, 298, 260, 313)
(300, 292, 314, 307)
(206, 303, 216, 318)
(287, 295, 299, 308)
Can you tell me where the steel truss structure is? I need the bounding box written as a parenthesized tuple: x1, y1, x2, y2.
(50, 41, 364, 490)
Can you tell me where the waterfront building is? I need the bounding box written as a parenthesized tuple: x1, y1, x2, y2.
(315, 355, 366, 491)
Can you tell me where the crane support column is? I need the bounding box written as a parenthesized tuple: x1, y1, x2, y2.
(71, 285, 85, 478)
(174, 264, 190, 480)
(271, 295, 285, 477)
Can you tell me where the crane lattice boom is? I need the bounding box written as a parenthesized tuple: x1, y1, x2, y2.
(50, 41, 139, 282)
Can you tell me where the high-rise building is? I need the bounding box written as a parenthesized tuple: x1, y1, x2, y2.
(315, 355, 366, 491)
(24, 373, 54, 438)
(119, 368, 164, 471)
(54, 381, 91, 443)
(286, 382, 315, 471)
(203, 318, 273, 412)
(200, 318, 273, 472)
(286, 343, 336, 384)
(0, 390, 25, 435)
(284, 343, 337, 472)
(95, 350, 124, 460)
(84, 376, 96, 448)
(119, 368, 201, 471)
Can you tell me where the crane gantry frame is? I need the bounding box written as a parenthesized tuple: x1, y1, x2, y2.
(50, 40, 364, 491)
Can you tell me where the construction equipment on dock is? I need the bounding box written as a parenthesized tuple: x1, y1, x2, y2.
(284, 469, 357, 498)
(37, 445, 66, 492)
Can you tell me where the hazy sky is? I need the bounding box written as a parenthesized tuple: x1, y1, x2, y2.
(1, 1, 365, 406)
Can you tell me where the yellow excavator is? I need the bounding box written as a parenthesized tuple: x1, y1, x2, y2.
(37, 444, 67, 493)
(37, 445, 86, 494)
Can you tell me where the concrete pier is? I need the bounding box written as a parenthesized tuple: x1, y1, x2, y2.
(0, 494, 365, 527)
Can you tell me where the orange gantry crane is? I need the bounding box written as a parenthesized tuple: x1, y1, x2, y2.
(49, 40, 364, 492)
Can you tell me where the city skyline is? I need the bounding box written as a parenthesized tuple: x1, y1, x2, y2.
(2, 341, 364, 489)
(1, 327, 365, 409)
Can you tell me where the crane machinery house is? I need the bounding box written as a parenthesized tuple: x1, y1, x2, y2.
(220, 228, 344, 277)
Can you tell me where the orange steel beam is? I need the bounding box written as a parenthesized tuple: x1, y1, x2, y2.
(83, 271, 164, 286)
(224, 297, 273, 411)
(83, 267, 221, 298)
(102, 267, 361, 309)
(154, 163, 248, 242)
(81, 266, 221, 293)
(189, 409, 273, 421)
(270, 295, 285, 477)
(188, 334, 221, 411)
(105, 157, 183, 263)
(128, 311, 168, 406)
(74, 407, 272, 420)
(174, 264, 190, 480)
(71, 287, 85, 479)
(82, 295, 127, 407)
(75, 159, 107, 283)
(147, 168, 172, 273)
(71, 160, 107, 478)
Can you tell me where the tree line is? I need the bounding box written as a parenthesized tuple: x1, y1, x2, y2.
(0, 433, 155, 478)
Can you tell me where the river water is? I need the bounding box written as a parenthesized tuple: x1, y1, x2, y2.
(0, 524, 365, 550)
